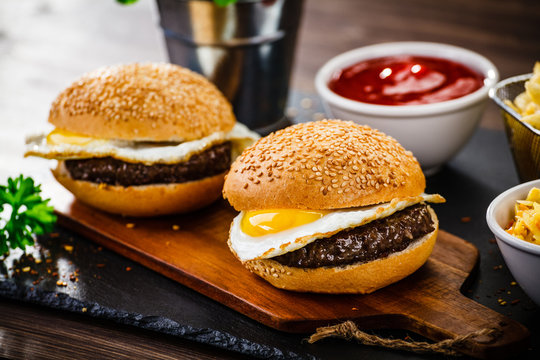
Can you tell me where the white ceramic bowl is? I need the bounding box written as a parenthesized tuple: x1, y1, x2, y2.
(315, 41, 499, 174)
(486, 179, 540, 306)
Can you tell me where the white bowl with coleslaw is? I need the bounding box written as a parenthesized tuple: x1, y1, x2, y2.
(486, 179, 540, 306)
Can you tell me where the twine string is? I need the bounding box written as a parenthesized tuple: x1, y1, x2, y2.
(308, 321, 501, 357)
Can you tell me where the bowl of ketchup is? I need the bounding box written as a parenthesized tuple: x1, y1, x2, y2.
(315, 42, 499, 174)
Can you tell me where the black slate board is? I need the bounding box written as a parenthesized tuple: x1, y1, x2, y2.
(1, 93, 539, 360)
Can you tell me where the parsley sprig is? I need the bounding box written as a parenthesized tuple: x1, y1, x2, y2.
(0, 175, 57, 255)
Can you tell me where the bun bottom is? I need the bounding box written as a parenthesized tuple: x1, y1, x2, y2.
(53, 162, 225, 217)
(243, 207, 438, 294)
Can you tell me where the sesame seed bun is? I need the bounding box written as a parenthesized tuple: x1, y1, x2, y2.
(244, 206, 438, 294)
(223, 119, 425, 210)
(53, 162, 225, 217)
(49, 63, 236, 141)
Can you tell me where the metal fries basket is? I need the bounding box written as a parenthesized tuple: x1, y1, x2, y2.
(490, 74, 539, 182)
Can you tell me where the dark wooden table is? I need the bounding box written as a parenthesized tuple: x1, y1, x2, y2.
(1, 0, 540, 359)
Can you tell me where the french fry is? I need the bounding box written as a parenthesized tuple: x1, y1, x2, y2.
(510, 62, 540, 122)
(506, 187, 540, 245)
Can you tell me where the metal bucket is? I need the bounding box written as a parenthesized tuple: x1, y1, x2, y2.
(156, 0, 304, 132)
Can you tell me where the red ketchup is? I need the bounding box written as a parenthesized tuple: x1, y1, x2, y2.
(328, 55, 484, 106)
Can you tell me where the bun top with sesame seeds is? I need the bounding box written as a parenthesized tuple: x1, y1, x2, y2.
(223, 119, 425, 211)
(48, 63, 236, 141)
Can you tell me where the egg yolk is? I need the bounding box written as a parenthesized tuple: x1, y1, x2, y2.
(241, 209, 328, 237)
(47, 129, 95, 146)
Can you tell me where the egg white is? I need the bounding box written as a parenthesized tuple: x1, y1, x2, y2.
(25, 122, 259, 165)
(229, 193, 445, 262)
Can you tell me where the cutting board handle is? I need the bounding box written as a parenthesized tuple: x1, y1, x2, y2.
(401, 291, 529, 359)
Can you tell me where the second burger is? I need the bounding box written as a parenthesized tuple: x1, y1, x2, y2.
(223, 119, 444, 294)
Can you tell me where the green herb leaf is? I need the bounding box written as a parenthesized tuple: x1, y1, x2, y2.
(0, 175, 57, 255)
(213, 0, 238, 7)
(116, 0, 139, 5)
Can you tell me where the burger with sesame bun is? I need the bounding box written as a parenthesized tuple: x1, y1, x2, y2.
(25, 63, 259, 217)
(223, 119, 444, 294)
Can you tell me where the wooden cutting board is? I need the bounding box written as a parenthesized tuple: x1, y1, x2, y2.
(47, 182, 529, 359)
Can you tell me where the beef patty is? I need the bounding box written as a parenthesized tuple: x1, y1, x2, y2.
(273, 204, 435, 268)
(64, 142, 231, 186)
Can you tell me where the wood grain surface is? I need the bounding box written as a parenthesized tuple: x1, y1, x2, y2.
(52, 189, 529, 359)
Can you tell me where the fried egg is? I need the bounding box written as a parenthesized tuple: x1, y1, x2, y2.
(229, 193, 445, 262)
(25, 122, 259, 165)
